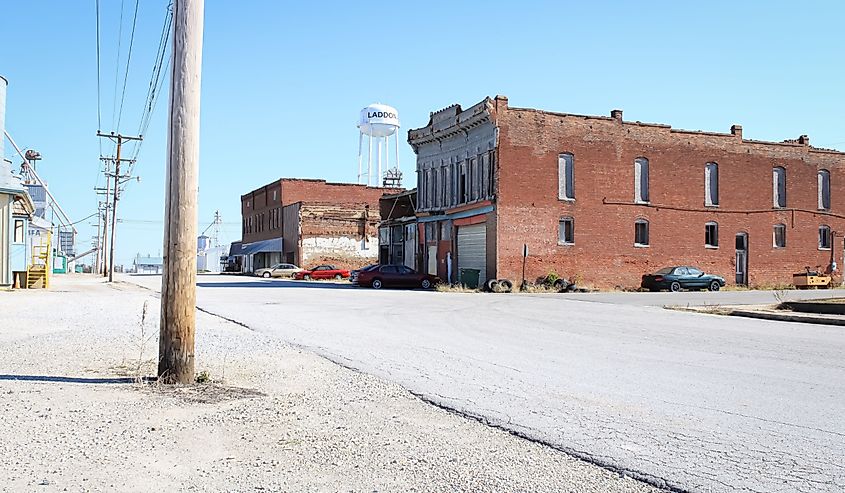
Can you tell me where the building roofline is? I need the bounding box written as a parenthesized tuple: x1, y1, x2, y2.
(241, 178, 402, 199)
(507, 105, 844, 155)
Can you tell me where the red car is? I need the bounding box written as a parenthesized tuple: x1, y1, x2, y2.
(356, 264, 438, 289)
(294, 265, 350, 280)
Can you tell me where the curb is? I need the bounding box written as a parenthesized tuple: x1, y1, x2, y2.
(728, 309, 845, 326)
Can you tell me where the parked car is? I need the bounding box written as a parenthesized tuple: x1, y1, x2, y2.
(356, 264, 438, 289)
(641, 266, 726, 292)
(254, 263, 302, 279)
(350, 264, 379, 284)
(293, 265, 350, 280)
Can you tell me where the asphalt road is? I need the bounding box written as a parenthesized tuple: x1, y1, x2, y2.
(129, 275, 845, 493)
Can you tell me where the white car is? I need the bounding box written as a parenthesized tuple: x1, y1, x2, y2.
(254, 263, 302, 279)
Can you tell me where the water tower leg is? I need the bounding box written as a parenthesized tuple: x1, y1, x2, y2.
(377, 137, 382, 187)
(367, 134, 373, 186)
(357, 133, 363, 184)
(394, 131, 400, 179)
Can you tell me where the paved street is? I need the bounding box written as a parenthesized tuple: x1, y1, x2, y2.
(129, 274, 845, 492)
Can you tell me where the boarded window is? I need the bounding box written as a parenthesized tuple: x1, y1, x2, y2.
(635, 219, 649, 246)
(558, 153, 574, 200)
(558, 218, 574, 244)
(818, 170, 831, 210)
(705, 162, 719, 206)
(705, 222, 718, 247)
(773, 223, 786, 248)
(773, 167, 786, 208)
(635, 158, 649, 203)
(819, 225, 831, 249)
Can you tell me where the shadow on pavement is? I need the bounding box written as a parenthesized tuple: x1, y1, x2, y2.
(197, 280, 356, 290)
(0, 374, 146, 384)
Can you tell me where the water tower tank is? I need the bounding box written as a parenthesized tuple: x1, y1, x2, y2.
(358, 104, 400, 137)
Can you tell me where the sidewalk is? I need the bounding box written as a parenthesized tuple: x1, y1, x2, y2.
(0, 274, 656, 492)
(671, 303, 845, 326)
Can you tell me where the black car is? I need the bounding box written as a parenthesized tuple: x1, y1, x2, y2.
(641, 266, 726, 292)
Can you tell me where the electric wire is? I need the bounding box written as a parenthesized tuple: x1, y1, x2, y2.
(110, 0, 126, 134)
(129, 2, 173, 166)
(115, 0, 140, 132)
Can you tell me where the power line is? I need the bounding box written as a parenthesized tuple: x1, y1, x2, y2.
(110, 0, 126, 134)
(130, 2, 173, 165)
(115, 0, 140, 132)
(95, 0, 102, 133)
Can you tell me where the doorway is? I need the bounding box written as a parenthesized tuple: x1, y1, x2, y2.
(735, 233, 748, 285)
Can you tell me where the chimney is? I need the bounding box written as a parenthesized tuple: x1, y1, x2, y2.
(730, 124, 742, 139)
(611, 109, 623, 122)
(798, 134, 810, 146)
(494, 95, 508, 112)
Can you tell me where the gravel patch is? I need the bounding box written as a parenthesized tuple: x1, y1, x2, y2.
(0, 274, 659, 492)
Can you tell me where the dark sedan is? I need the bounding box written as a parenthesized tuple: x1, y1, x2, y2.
(642, 266, 726, 292)
(356, 265, 439, 289)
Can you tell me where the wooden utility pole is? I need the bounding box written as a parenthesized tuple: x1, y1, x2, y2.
(94, 204, 102, 273)
(101, 159, 111, 277)
(158, 0, 204, 384)
(97, 134, 141, 282)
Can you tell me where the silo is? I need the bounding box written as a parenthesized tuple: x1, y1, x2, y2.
(0, 75, 7, 164)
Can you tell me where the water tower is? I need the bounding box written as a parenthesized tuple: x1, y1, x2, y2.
(357, 103, 401, 187)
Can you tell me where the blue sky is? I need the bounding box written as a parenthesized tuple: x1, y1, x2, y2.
(2, 1, 843, 266)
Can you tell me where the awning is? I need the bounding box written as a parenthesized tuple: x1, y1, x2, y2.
(239, 237, 283, 256)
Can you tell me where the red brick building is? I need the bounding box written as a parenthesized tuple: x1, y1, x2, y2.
(409, 96, 845, 289)
(238, 179, 398, 272)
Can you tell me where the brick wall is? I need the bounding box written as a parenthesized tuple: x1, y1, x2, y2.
(493, 96, 845, 289)
(240, 178, 399, 244)
(298, 203, 379, 270)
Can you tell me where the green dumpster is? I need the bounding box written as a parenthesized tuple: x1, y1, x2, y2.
(459, 268, 481, 289)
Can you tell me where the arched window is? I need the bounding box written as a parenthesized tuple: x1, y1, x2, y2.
(773, 223, 786, 248)
(634, 218, 649, 246)
(558, 153, 575, 200)
(635, 158, 649, 203)
(819, 225, 832, 250)
(705, 221, 719, 247)
(818, 170, 831, 210)
(773, 167, 786, 208)
(705, 162, 719, 206)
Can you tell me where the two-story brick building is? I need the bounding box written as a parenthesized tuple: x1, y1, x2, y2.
(238, 178, 399, 272)
(409, 96, 845, 289)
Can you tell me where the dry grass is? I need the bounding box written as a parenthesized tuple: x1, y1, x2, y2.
(435, 284, 480, 293)
(518, 284, 559, 294)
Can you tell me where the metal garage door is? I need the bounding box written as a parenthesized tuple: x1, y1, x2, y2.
(456, 223, 487, 284)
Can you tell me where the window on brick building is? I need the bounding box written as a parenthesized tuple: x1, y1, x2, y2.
(773, 223, 786, 248)
(819, 225, 832, 250)
(773, 167, 786, 208)
(705, 222, 719, 248)
(818, 170, 831, 210)
(634, 219, 649, 246)
(635, 158, 649, 203)
(558, 153, 574, 200)
(272, 190, 278, 202)
(705, 162, 719, 206)
(558, 218, 574, 245)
